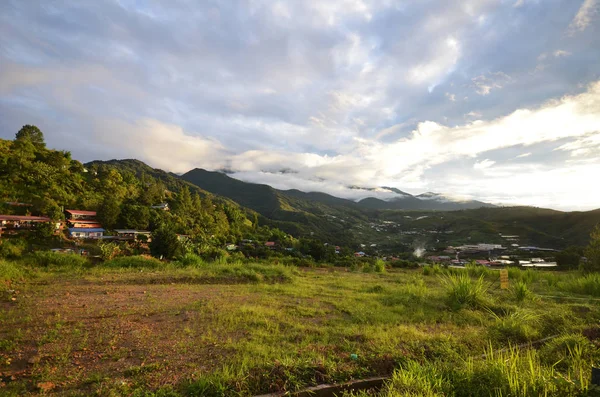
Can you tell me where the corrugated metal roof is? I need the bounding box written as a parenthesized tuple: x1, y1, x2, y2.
(68, 228, 105, 233)
(0, 215, 51, 221)
(65, 209, 97, 216)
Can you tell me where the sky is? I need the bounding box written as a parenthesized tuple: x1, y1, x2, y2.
(1, 0, 600, 211)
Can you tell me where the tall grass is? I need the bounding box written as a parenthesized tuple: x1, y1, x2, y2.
(28, 251, 89, 268)
(175, 253, 206, 267)
(422, 264, 442, 276)
(559, 273, 600, 297)
(103, 255, 164, 269)
(370, 341, 593, 397)
(0, 259, 24, 284)
(441, 273, 489, 309)
(512, 281, 535, 302)
(487, 309, 540, 344)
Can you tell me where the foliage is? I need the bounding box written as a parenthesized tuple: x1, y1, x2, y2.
(99, 241, 121, 261)
(441, 273, 489, 310)
(555, 246, 584, 269)
(28, 251, 89, 268)
(582, 224, 600, 272)
(368, 342, 594, 397)
(0, 239, 27, 259)
(149, 226, 181, 259)
(0, 259, 24, 284)
(487, 309, 540, 344)
(512, 280, 535, 302)
(15, 124, 45, 148)
(559, 273, 600, 296)
(176, 253, 205, 267)
(103, 255, 164, 269)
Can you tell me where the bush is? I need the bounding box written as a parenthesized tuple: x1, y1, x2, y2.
(103, 255, 164, 269)
(0, 239, 27, 259)
(176, 253, 205, 267)
(441, 273, 489, 310)
(539, 334, 596, 371)
(0, 259, 24, 284)
(374, 259, 386, 273)
(512, 280, 535, 302)
(488, 309, 540, 344)
(28, 251, 89, 268)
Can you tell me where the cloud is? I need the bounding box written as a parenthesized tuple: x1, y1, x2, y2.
(516, 152, 532, 158)
(568, 0, 598, 33)
(1, 0, 600, 210)
(471, 72, 511, 95)
(474, 159, 496, 169)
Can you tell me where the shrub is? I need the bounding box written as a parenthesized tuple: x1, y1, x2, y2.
(441, 273, 489, 309)
(374, 259, 386, 273)
(0, 239, 27, 259)
(386, 360, 444, 396)
(28, 251, 89, 268)
(0, 259, 24, 284)
(512, 280, 535, 302)
(103, 255, 163, 269)
(176, 253, 205, 267)
(487, 309, 540, 344)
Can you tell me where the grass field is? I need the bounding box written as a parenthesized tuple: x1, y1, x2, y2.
(1, 257, 600, 396)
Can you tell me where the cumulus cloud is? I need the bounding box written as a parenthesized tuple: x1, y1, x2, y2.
(1, 0, 600, 210)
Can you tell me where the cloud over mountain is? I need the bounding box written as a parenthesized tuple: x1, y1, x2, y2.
(1, 0, 599, 210)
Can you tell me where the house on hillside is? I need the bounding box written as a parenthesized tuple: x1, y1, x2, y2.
(0, 215, 56, 238)
(265, 241, 276, 248)
(150, 203, 169, 211)
(68, 228, 105, 239)
(65, 210, 102, 228)
(65, 209, 97, 221)
(114, 229, 151, 240)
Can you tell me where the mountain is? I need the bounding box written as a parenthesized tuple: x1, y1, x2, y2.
(180, 168, 599, 249)
(180, 168, 366, 244)
(356, 190, 495, 211)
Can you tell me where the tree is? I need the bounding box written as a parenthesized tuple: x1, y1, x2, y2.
(555, 246, 583, 270)
(15, 125, 45, 148)
(150, 226, 180, 259)
(98, 198, 121, 230)
(582, 225, 600, 273)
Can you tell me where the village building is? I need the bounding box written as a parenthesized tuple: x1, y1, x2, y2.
(113, 229, 152, 240)
(0, 215, 56, 237)
(65, 210, 102, 228)
(150, 203, 169, 211)
(68, 227, 105, 239)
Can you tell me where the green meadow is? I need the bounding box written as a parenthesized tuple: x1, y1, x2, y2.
(1, 257, 600, 396)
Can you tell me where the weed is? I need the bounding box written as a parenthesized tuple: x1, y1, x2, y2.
(560, 273, 600, 296)
(487, 309, 540, 344)
(104, 255, 164, 269)
(0, 259, 24, 283)
(441, 273, 489, 309)
(512, 280, 535, 302)
(422, 264, 442, 276)
(28, 251, 89, 268)
(176, 253, 206, 267)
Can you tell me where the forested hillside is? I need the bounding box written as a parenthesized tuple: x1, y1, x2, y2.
(0, 126, 258, 245)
